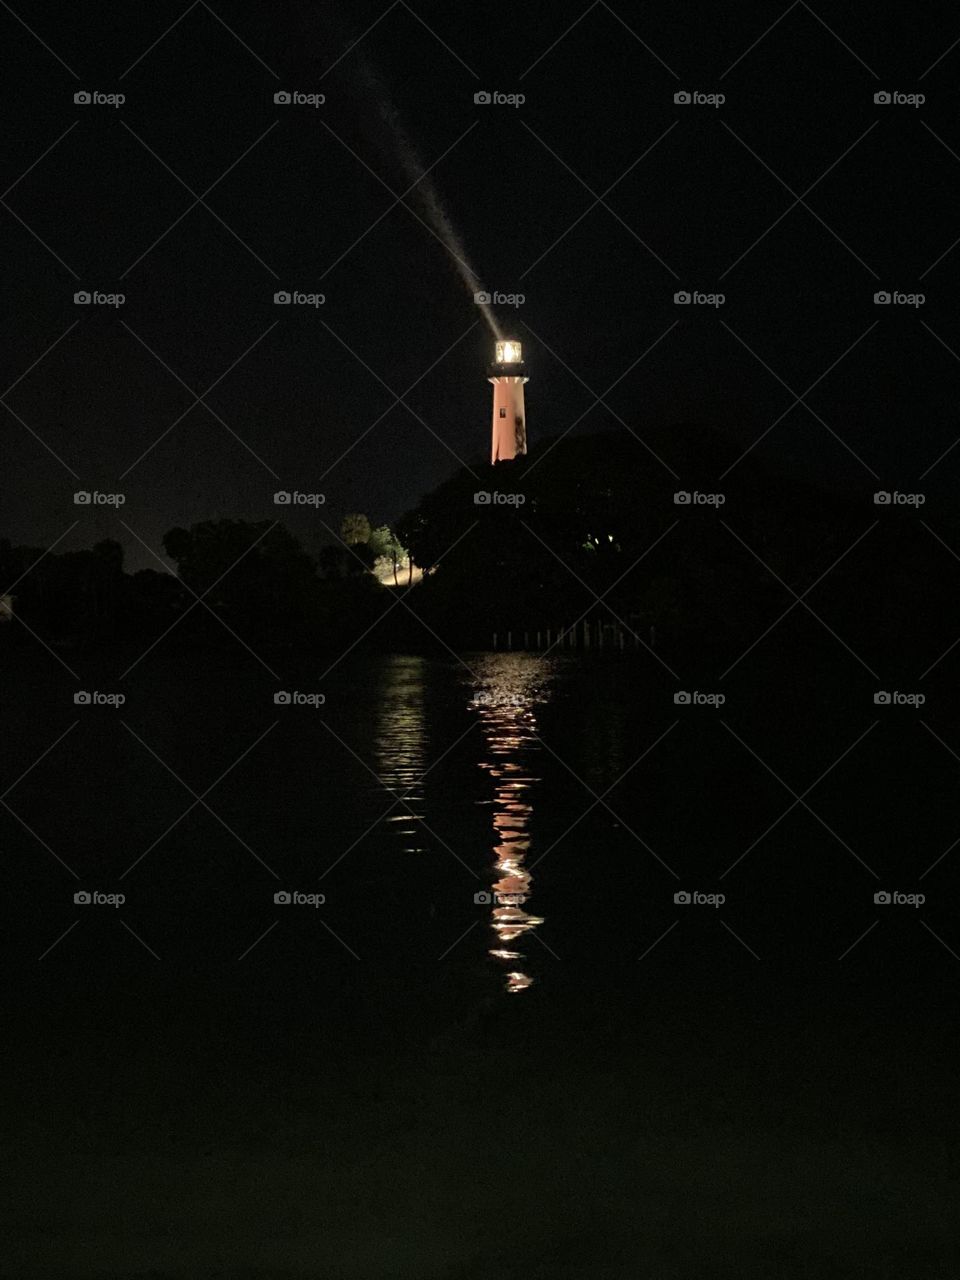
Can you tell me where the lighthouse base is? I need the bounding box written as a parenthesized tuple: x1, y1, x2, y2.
(490, 375, 528, 464)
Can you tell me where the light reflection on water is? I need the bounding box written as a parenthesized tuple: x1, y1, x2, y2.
(370, 653, 556, 992)
(468, 654, 555, 993)
(373, 656, 428, 854)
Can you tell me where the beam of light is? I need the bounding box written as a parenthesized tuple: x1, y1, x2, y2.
(357, 55, 502, 341)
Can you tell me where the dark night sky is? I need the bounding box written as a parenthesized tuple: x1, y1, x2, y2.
(3, 0, 960, 569)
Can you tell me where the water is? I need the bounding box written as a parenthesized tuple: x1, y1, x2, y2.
(3, 639, 957, 988)
(3, 642, 958, 1276)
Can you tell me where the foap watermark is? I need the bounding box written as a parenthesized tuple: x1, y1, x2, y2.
(474, 290, 525, 308)
(474, 491, 525, 506)
(274, 90, 325, 107)
(274, 890, 326, 906)
(674, 490, 725, 506)
(674, 290, 725, 307)
(874, 90, 924, 107)
(874, 490, 924, 506)
(274, 490, 325, 506)
(74, 889, 125, 907)
(74, 690, 126, 707)
(874, 290, 924, 307)
(274, 290, 324, 307)
(474, 890, 526, 906)
(874, 690, 925, 707)
(874, 889, 924, 907)
(674, 90, 725, 107)
(74, 290, 125, 307)
(674, 890, 725, 907)
(274, 690, 325, 707)
(74, 490, 125, 506)
(474, 90, 525, 107)
(474, 692, 525, 707)
(74, 90, 124, 108)
(674, 690, 725, 707)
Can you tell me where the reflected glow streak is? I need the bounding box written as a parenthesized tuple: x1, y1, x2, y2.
(470, 656, 555, 993)
(374, 658, 428, 855)
(506, 971, 533, 993)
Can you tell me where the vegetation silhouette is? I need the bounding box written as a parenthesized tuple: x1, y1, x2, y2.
(0, 430, 953, 665)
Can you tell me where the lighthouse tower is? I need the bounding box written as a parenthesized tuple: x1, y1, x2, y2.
(488, 339, 528, 464)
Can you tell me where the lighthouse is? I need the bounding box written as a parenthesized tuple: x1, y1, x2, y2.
(488, 339, 528, 464)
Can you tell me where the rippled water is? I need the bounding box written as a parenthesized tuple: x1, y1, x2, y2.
(372, 652, 558, 991)
(468, 654, 550, 991)
(4, 638, 936, 997)
(5, 642, 957, 1280)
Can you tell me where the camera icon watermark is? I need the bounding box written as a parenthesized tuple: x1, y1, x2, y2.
(74, 690, 125, 707)
(273, 490, 325, 506)
(274, 290, 324, 307)
(473, 490, 525, 506)
(674, 690, 725, 707)
(874, 889, 924, 906)
(874, 90, 924, 107)
(474, 289, 524, 308)
(674, 889, 725, 906)
(74, 90, 125, 107)
(673, 290, 724, 307)
(473, 889, 524, 906)
(873, 490, 925, 506)
(873, 290, 924, 307)
(74, 889, 125, 906)
(74, 290, 125, 307)
(474, 692, 524, 707)
(74, 490, 125, 506)
(673, 90, 724, 107)
(274, 690, 325, 707)
(274, 90, 324, 107)
(674, 490, 725, 506)
(274, 889, 325, 906)
(474, 90, 524, 107)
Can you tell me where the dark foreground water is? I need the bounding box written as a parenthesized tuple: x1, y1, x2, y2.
(2, 640, 958, 1277)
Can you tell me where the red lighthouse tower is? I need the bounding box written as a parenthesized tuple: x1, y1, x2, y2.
(489, 339, 528, 464)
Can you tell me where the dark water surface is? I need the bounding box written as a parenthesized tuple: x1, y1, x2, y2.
(2, 643, 957, 1276)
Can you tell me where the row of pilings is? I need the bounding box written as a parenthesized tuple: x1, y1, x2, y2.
(492, 620, 655, 651)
